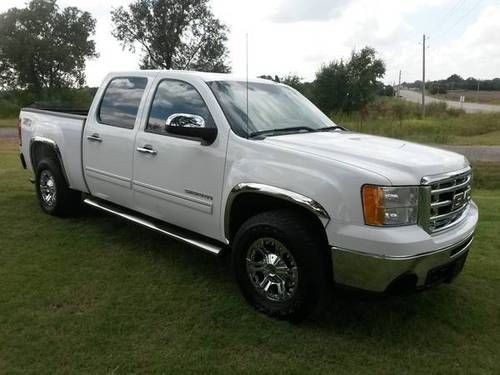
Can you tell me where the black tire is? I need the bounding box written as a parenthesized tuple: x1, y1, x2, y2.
(35, 158, 81, 216)
(232, 209, 332, 321)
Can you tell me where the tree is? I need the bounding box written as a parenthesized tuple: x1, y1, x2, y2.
(281, 74, 302, 90)
(111, 0, 230, 72)
(446, 74, 464, 83)
(0, 0, 97, 92)
(312, 59, 349, 114)
(313, 47, 385, 114)
(257, 75, 277, 82)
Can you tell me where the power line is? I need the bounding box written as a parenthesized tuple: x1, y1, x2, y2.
(431, 0, 467, 36)
(435, 0, 483, 41)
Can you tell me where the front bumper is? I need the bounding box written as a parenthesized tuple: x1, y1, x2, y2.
(329, 200, 478, 293)
(332, 234, 474, 292)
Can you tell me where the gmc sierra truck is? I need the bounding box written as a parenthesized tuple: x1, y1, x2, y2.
(18, 70, 478, 320)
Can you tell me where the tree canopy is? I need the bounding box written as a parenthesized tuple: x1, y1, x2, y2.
(0, 0, 97, 92)
(259, 48, 386, 113)
(404, 75, 500, 91)
(313, 47, 385, 114)
(111, 0, 230, 72)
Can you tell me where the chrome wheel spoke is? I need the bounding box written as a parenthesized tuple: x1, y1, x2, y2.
(259, 275, 270, 289)
(276, 280, 285, 298)
(263, 280, 272, 292)
(246, 237, 299, 302)
(39, 170, 56, 206)
(246, 258, 266, 273)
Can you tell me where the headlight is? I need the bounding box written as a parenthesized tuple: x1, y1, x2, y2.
(362, 185, 419, 226)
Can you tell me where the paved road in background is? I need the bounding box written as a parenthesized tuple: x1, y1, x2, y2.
(1, 128, 499, 163)
(400, 89, 500, 113)
(0, 128, 17, 140)
(437, 145, 500, 163)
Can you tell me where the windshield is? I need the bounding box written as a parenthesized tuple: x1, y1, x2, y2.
(207, 80, 336, 138)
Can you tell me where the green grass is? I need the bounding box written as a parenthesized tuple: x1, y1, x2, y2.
(341, 112, 500, 145)
(0, 118, 16, 128)
(1, 143, 500, 373)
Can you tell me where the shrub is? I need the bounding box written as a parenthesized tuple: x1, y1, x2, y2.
(0, 99, 21, 118)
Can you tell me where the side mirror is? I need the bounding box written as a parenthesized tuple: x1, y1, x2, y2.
(165, 113, 217, 145)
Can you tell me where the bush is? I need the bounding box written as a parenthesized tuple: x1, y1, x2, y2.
(0, 99, 21, 118)
(429, 86, 447, 95)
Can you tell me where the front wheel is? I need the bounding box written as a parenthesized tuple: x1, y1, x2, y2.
(232, 210, 332, 321)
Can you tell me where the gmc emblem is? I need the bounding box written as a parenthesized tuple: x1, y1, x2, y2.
(452, 191, 467, 210)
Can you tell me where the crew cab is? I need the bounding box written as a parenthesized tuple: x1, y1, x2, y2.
(18, 70, 478, 320)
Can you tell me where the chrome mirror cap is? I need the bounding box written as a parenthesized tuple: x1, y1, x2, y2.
(166, 113, 206, 128)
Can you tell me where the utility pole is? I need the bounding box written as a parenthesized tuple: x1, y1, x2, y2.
(476, 80, 480, 102)
(421, 34, 426, 118)
(398, 70, 402, 97)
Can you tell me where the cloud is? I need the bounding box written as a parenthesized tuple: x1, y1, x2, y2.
(271, 0, 350, 23)
(429, 4, 500, 80)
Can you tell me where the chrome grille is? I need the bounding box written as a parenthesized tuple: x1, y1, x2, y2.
(419, 167, 472, 233)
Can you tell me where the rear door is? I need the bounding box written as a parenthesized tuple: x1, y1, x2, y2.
(83, 75, 150, 207)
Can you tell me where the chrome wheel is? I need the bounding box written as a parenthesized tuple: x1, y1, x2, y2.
(39, 170, 56, 207)
(246, 237, 299, 302)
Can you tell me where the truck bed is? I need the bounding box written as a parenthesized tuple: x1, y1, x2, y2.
(28, 103, 89, 117)
(20, 107, 89, 193)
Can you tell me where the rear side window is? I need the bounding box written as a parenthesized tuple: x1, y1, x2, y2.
(98, 77, 148, 129)
(146, 79, 214, 134)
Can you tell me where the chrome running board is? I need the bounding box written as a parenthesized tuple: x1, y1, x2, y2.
(83, 198, 223, 255)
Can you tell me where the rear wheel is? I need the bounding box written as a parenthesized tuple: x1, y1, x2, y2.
(232, 210, 331, 321)
(35, 158, 81, 216)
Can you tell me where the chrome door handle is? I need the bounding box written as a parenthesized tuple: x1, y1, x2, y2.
(87, 133, 102, 142)
(136, 145, 157, 155)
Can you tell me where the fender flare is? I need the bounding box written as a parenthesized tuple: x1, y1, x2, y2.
(224, 182, 331, 241)
(29, 136, 69, 184)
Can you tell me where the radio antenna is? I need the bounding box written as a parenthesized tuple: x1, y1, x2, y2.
(246, 32, 249, 138)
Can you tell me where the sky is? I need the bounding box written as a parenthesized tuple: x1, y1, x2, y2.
(1, 0, 499, 86)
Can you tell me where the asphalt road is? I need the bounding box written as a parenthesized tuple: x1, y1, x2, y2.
(437, 145, 500, 163)
(0, 128, 17, 140)
(399, 89, 500, 113)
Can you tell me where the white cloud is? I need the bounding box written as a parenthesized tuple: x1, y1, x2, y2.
(270, 0, 350, 23)
(427, 4, 500, 80)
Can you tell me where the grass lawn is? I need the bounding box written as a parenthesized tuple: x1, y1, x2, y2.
(1, 140, 499, 373)
(433, 90, 500, 106)
(342, 112, 500, 146)
(0, 118, 16, 128)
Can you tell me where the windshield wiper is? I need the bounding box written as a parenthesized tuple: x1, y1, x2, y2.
(249, 126, 316, 139)
(316, 125, 347, 132)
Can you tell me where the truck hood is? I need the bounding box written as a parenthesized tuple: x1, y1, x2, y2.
(264, 131, 469, 185)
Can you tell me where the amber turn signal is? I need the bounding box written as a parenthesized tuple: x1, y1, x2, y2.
(362, 185, 385, 226)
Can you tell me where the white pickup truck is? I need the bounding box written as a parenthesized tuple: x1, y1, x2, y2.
(18, 70, 478, 320)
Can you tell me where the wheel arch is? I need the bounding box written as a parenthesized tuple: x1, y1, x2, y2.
(224, 183, 330, 243)
(30, 136, 69, 184)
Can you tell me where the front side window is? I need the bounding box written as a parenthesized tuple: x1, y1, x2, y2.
(208, 81, 336, 138)
(98, 77, 148, 129)
(146, 79, 214, 134)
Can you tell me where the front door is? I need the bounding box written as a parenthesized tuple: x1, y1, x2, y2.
(83, 76, 149, 207)
(132, 78, 226, 239)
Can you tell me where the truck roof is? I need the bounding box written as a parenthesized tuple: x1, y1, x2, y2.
(105, 70, 279, 85)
